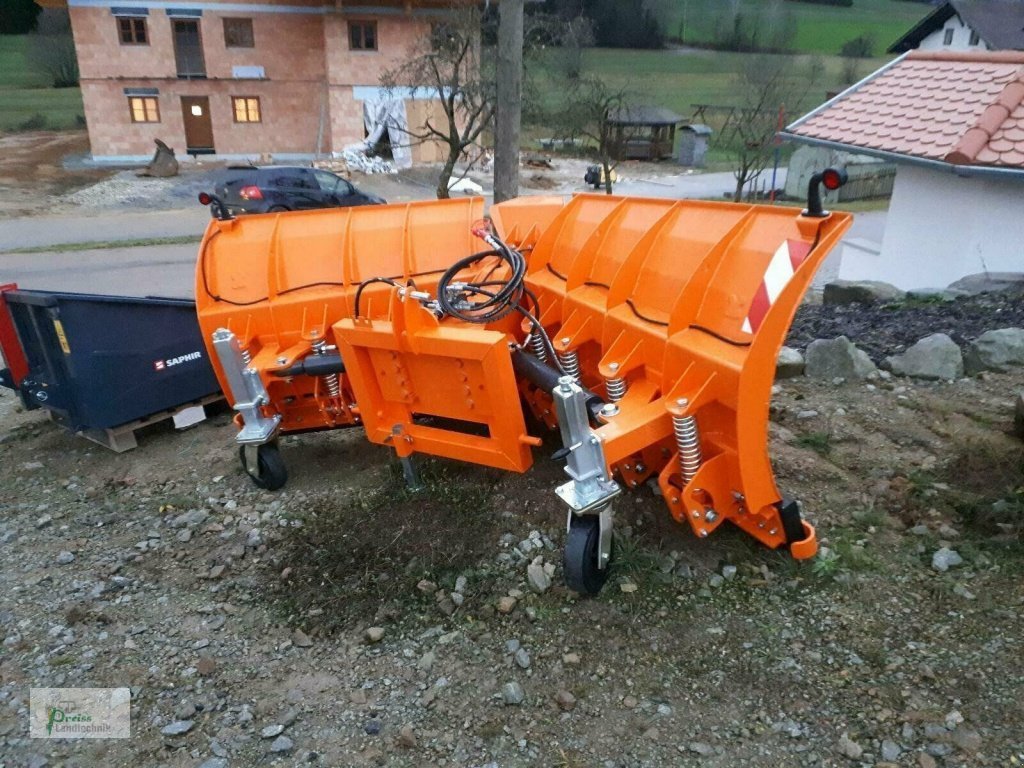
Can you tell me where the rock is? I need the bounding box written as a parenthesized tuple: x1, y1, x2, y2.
(881, 739, 901, 761)
(526, 563, 551, 594)
(171, 509, 209, 528)
(1015, 392, 1024, 439)
(619, 581, 638, 593)
(261, 723, 284, 738)
(502, 681, 525, 705)
(365, 626, 385, 644)
(416, 579, 437, 594)
(688, 742, 715, 756)
(951, 727, 981, 751)
(886, 333, 963, 381)
(947, 272, 1024, 295)
(824, 280, 904, 306)
(364, 719, 383, 735)
(195, 656, 217, 676)
(160, 720, 194, 736)
(197, 759, 228, 768)
(563, 652, 580, 665)
(837, 733, 863, 759)
(721, 565, 737, 581)
(555, 690, 577, 711)
(292, 629, 313, 648)
(496, 596, 517, 614)
(513, 647, 531, 669)
(397, 724, 417, 748)
(964, 328, 1024, 374)
(918, 753, 937, 768)
(56, 551, 75, 565)
(269, 735, 294, 753)
(622, 695, 638, 709)
(931, 547, 963, 572)
(776, 346, 805, 379)
(805, 337, 877, 381)
(35, 514, 52, 529)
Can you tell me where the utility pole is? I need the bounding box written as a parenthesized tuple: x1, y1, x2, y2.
(493, 0, 524, 204)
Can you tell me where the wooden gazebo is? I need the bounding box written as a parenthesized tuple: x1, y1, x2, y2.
(606, 105, 684, 161)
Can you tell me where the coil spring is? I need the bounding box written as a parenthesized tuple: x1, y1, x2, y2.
(605, 377, 627, 402)
(558, 349, 581, 380)
(311, 340, 341, 400)
(529, 332, 548, 362)
(673, 413, 703, 484)
(240, 347, 252, 366)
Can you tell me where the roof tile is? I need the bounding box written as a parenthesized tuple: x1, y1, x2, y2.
(787, 51, 1024, 169)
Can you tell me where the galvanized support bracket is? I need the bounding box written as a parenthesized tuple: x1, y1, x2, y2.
(212, 328, 281, 445)
(552, 375, 620, 569)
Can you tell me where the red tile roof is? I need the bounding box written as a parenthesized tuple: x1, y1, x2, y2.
(785, 51, 1024, 169)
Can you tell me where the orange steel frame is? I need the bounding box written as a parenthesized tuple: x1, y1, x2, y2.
(196, 194, 851, 559)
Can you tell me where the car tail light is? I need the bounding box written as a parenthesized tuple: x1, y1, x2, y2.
(239, 185, 263, 201)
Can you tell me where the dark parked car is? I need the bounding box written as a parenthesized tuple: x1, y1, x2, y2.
(216, 166, 386, 215)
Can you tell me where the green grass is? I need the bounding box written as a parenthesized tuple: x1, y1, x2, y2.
(0, 34, 84, 132)
(663, 0, 930, 56)
(0, 235, 202, 256)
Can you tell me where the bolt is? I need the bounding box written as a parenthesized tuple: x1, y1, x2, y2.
(609, 362, 619, 371)
(277, 357, 287, 365)
(600, 403, 619, 417)
(769, 528, 778, 536)
(699, 530, 708, 538)
(671, 497, 679, 504)
(635, 463, 646, 473)
(704, 509, 718, 523)
(676, 398, 688, 407)
(561, 336, 570, 345)
(691, 510, 700, 519)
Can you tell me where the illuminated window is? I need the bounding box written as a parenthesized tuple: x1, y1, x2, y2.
(118, 16, 148, 45)
(223, 18, 254, 48)
(128, 96, 160, 123)
(349, 21, 377, 51)
(232, 96, 261, 123)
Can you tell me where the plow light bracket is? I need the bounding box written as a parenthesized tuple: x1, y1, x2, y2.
(804, 166, 848, 218)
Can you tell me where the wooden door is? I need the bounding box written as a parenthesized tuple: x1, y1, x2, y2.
(181, 96, 214, 154)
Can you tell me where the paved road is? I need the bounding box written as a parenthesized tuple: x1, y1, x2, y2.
(0, 243, 198, 298)
(0, 207, 212, 251)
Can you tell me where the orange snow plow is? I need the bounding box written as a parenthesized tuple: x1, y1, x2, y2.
(195, 171, 852, 594)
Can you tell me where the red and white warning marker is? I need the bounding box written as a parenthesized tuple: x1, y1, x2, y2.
(742, 238, 813, 335)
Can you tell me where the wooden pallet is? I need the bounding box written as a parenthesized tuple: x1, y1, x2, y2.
(60, 393, 225, 453)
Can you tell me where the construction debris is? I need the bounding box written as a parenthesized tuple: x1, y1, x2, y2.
(137, 139, 179, 178)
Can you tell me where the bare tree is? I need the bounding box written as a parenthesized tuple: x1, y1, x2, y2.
(726, 54, 822, 202)
(381, 7, 495, 200)
(554, 76, 635, 195)
(28, 9, 79, 88)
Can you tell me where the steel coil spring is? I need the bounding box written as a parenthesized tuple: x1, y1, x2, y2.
(558, 349, 581, 380)
(673, 413, 703, 484)
(605, 377, 627, 402)
(530, 332, 548, 362)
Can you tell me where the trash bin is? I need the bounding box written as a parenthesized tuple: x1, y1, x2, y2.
(0, 286, 221, 450)
(678, 124, 713, 168)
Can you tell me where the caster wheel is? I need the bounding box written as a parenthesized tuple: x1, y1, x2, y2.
(564, 515, 611, 596)
(239, 442, 288, 491)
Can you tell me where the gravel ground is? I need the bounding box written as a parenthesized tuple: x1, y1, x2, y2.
(789, 288, 1024, 363)
(1, 352, 1022, 766)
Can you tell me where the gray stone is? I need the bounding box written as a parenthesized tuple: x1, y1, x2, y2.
(513, 647, 531, 669)
(198, 760, 228, 768)
(269, 735, 294, 753)
(964, 328, 1024, 374)
(56, 551, 75, 565)
(688, 742, 715, 756)
(365, 626, 385, 644)
(881, 739, 901, 761)
(526, 563, 551, 594)
(824, 280, 904, 305)
(932, 547, 963, 572)
(260, 724, 285, 738)
(776, 346, 805, 379)
(555, 690, 577, 711)
(502, 681, 525, 705)
(1014, 392, 1024, 439)
(947, 272, 1024, 295)
(364, 719, 383, 735)
(170, 509, 209, 528)
(805, 336, 877, 381)
(160, 720, 194, 736)
(836, 733, 863, 759)
(886, 333, 963, 381)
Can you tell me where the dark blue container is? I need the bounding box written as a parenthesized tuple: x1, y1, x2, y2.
(1, 290, 220, 431)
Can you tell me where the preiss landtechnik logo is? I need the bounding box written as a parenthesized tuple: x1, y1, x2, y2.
(30, 688, 131, 739)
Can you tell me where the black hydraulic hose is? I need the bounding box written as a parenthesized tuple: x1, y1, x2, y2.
(511, 349, 606, 425)
(272, 352, 345, 378)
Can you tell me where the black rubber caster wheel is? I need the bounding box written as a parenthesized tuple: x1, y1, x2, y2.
(564, 515, 611, 596)
(239, 442, 288, 491)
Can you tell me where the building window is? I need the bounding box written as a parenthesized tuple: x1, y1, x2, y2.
(223, 17, 254, 48)
(349, 21, 377, 51)
(128, 96, 160, 123)
(233, 96, 261, 123)
(943, 28, 954, 46)
(117, 16, 148, 45)
(969, 30, 980, 46)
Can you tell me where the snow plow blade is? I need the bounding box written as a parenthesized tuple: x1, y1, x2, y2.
(195, 185, 851, 590)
